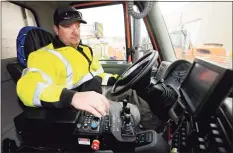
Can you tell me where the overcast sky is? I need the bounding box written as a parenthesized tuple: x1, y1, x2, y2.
(79, 2, 189, 37)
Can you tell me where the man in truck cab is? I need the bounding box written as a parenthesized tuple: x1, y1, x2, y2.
(16, 6, 120, 118)
(16, 6, 160, 131)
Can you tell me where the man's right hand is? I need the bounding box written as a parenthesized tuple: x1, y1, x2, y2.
(71, 91, 110, 118)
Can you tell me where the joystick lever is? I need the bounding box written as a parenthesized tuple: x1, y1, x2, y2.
(125, 107, 130, 115)
(122, 114, 134, 136)
(123, 99, 128, 109)
(121, 96, 130, 117)
(124, 114, 131, 124)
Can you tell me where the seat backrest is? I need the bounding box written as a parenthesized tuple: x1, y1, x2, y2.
(17, 26, 54, 67)
(7, 62, 24, 84)
(7, 26, 54, 84)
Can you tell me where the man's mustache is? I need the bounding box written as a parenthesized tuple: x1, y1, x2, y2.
(70, 35, 79, 39)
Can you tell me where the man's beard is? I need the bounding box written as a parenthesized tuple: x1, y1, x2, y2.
(70, 39, 80, 49)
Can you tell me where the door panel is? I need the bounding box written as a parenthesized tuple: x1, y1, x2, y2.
(1, 58, 18, 82)
(1, 58, 23, 145)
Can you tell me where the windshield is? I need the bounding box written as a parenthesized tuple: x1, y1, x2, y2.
(159, 2, 232, 69)
(78, 4, 127, 61)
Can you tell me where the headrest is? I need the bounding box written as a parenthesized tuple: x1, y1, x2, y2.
(17, 26, 54, 68)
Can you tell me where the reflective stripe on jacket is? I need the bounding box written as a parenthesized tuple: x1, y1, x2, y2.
(16, 37, 117, 108)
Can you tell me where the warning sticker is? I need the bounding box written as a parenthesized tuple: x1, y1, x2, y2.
(78, 138, 90, 145)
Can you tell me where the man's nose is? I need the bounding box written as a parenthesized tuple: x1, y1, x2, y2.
(72, 26, 79, 35)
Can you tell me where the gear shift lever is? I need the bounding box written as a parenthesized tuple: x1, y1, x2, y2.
(123, 99, 128, 109)
(120, 96, 134, 136)
(121, 96, 129, 117)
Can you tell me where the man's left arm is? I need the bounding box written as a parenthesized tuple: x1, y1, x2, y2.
(99, 72, 119, 86)
(91, 56, 119, 86)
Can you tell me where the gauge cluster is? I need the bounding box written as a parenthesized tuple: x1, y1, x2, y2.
(163, 62, 191, 91)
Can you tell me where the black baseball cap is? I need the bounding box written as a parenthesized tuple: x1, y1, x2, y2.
(53, 6, 87, 26)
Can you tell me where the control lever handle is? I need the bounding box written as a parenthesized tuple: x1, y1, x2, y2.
(125, 107, 130, 115)
(123, 99, 128, 108)
(124, 114, 131, 124)
(122, 114, 134, 135)
(121, 97, 129, 117)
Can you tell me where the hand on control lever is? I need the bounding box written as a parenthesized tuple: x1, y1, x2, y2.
(71, 91, 110, 118)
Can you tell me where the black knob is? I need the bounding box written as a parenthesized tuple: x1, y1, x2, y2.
(125, 107, 130, 114)
(122, 114, 133, 135)
(121, 99, 129, 117)
(84, 123, 88, 128)
(181, 142, 186, 146)
(124, 114, 131, 124)
(123, 99, 128, 108)
(93, 117, 99, 121)
(174, 143, 178, 147)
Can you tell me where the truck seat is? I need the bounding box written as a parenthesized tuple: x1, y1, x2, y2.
(7, 26, 53, 84)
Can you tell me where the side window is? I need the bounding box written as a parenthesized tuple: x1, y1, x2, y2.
(140, 20, 153, 51)
(78, 4, 126, 61)
(159, 2, 232, 68)
(2, 2, 37, 59)
(130, 5, 153, 59)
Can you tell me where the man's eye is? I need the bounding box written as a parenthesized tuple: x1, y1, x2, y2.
(64, 25, 71, 28)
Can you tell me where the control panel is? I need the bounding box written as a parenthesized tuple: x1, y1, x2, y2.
(76, 114, 102, 134)
(135, 131, 153, 147)
(168, 115, 232, 153)
(76, 98, 137, 143)
(170, 118, 189, 152)
(73, 98, 169, 152)
(102, 115, 110, 133)
(108, 98, 136, 142)
(13, 98, 169, 153)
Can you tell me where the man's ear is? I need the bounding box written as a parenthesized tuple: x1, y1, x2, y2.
(53, 25, 59, 35)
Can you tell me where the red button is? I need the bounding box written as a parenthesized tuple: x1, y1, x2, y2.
(91, 140, 100, 151)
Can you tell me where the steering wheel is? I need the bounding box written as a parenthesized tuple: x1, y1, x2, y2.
(111, 50, 159, 96)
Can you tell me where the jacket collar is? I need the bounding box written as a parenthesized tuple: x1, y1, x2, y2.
(52, 36, 83, 51)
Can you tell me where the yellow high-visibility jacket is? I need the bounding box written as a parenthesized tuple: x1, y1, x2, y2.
(16, 37, 118, 108)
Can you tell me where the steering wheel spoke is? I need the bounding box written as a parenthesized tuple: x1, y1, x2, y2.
(111, 50, 159, 96)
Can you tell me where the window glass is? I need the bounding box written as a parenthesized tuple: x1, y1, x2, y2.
(130, 5, 153, 59)
(2, 2, 37, 59)
(159, 2, 232, 69)
(79, 4, 127, 61)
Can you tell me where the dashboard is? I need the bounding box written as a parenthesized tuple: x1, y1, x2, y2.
(163, 62, 191, 92)
(7, 56, 232, 153)
(157, 59, 232, 117)
(155, 59, 233, 153)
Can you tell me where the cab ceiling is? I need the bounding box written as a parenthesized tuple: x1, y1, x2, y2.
(8, 1, 89, 33)
(9, 1, 84, 10)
